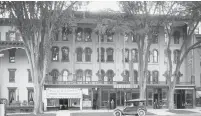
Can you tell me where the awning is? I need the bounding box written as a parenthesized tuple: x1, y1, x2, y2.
(196, 91, 201, 98)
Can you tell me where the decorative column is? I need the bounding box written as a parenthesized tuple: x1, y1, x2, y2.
(72, 24, 77, 81)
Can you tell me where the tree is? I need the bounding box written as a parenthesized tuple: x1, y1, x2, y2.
(0, 1, 78, 114)
(118, 1, 166, 99)
(161, 1, 201, 110)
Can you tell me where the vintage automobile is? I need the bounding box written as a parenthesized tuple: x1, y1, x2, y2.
(113, 99, 147, 116)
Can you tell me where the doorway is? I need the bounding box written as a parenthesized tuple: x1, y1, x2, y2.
(59, 99, 68, 110)
(110, 93, 116, 109)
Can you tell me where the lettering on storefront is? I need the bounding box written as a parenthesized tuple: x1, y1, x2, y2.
(46, 88, 82, 99)
(113, 84, 139, 88)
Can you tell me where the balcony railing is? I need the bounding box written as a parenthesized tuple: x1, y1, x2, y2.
(45, 80, 195, 86)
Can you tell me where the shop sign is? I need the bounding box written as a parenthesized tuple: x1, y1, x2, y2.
(113, 84, 138, 88)
(46, 88, 82, 99)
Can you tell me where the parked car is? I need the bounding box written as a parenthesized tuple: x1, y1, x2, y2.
(113, 99, 147, 116)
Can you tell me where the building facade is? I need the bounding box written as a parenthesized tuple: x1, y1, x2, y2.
(0, 15, 197, 111)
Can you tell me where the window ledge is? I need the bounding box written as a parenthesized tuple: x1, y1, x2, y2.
(52, 60, 59, 62)
(76, 62, 92, 64)
(61, 60, 70, 62)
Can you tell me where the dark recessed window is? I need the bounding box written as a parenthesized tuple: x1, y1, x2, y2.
(8, 69, 16, 83)
(9, 48, 16, 63)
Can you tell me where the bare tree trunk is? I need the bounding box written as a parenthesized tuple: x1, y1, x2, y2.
(168, 86, 174, 110)
(34, 82, 43, 114)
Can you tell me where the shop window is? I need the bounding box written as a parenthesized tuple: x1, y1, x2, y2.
(84, 28, 92, 42)
(96, 69, 105, 83)
(76, 47, 83, 62)
(106, 70, 114, 84)
(76, 69, 83, 83)
(85, 70, 92, 83)
(61, 47, 69, 62)
(84, 47, 92, 62)
(97, 47, 105, 62)
(50, 69, 59, 84)
(27, 69, 32, 83)
(122, 48, 129, 62)
(186, 90, 193, 108)
(173, 31, 180, 44)
(121, 70, 129, 82)
(131, 49, 138, 62)
(62, 27, 71, 41)
(174, 49, 180, 64)
(62, 69, 69, 81)
(153, 49, 158, 63)
(52, 46, 59, 61)
(147, 70, 151, 84)
(9, 48, 16, 63)
(134, 70, 138, 84)
(8, 69, 16, 83)
(152, 70, 159, 84)
(27, 88, 34, 103)
(106, 48, 114, 62)
(6, 31, 16, 41)
(76, 27, 83, 41)
(8, 88, 17, 104)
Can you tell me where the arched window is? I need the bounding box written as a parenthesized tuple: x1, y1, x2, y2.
(153, 49, 158, 63)
(84, 28, 92, 42)
(152, 70, 159, 84)
(121, 70, 129, 82)
(147, 70, 151, 84)
(62, 27, 71, 41)
(50, 69, 59, 84)
(62, 69, 69, 81)
(134, 70, 138, 84)
(62, 47, 69, 61)
(174, 49, 180, 64)
(96, 69, 105, 83)
(85, 70, 92, 83)
(97, 47, 105, 62)
(76, 69, 83, 84)
(52, 47, 59, 61)
(85, 47, 92, 62)
(76, 47, 83, 62)
(173, 31, 180, 44)
(131, 48, 138, 62)
(106, 48, 114, 62)
(106, 70, 115, 84)
(122, 48, 129, 62)
(76, 27, 83, 41)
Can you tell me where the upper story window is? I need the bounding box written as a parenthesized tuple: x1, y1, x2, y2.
(84, 28, 92, 42)
(9, 48, 16, 63)
(152, 34, 158, 44)
(52, 46, 59, 61)
(96, 69, 105, 83)
(173, 31, 180, 44)
(131, 48, 138, 62)
(121, 70, 129, 82)
(54, 31, 59, 41)
(97, 35, 104, 42)
(27, 88, 34, 103)
(6, 31, 15, 41)
(152, 70, 159, 84)
(97, 47, 105, 62)
(174, 49, 180, 64)
(61, 47, 69, 62)
(76, 69, 83, 83)
(106, 48, 114, 62)
(62, 69, 69, 81)
(148, 51, 151, 62)
(76, 47, 83, 62)
(85, 47, 92, 62)
(76, 27, 83, 42)
(134, 70, 138, 84)
(153, 49, 158, 63)
(123, 48, 129, 62)
(8, 87, 17, 104)
(132, 34, 137, 42)
(106, 70, 115, 83)
(62, 27, 72, 41)
(8, 69, 16, 83)
(106, 29, 114, 42)
(85, 70, 92, 83)
(50, 69, 59, 84)
(124, 33, 129, 42)
(27, 69, 32, 83)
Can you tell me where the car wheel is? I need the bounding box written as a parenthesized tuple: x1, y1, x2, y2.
(113, 110, 122, 116)
(137, 109, 145, 116)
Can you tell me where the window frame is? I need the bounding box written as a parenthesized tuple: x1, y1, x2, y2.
(8, 87, 17, 104)
(27, 69, 32, 83)
(76, 47, 83, 62)
(153, 49, 158, 63)
(27, 87, 34, 103)
(8, 69, 16, 83)
(61, 47, 70, 62)
(84, 47, 92, 62)
(51, 46, 59, 61)
(106, 48, 114, 62)
(8, 48, 16, 63)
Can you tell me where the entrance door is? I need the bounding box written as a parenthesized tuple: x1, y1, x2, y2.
(153, 94, 158, 109)
(59, 99, 68, 110)
(110, 93, 116, 109)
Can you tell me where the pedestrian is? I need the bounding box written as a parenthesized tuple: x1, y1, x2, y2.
(111, 99, 114, 109)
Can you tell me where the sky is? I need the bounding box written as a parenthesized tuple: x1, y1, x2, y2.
(84, 1, 120, 12)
